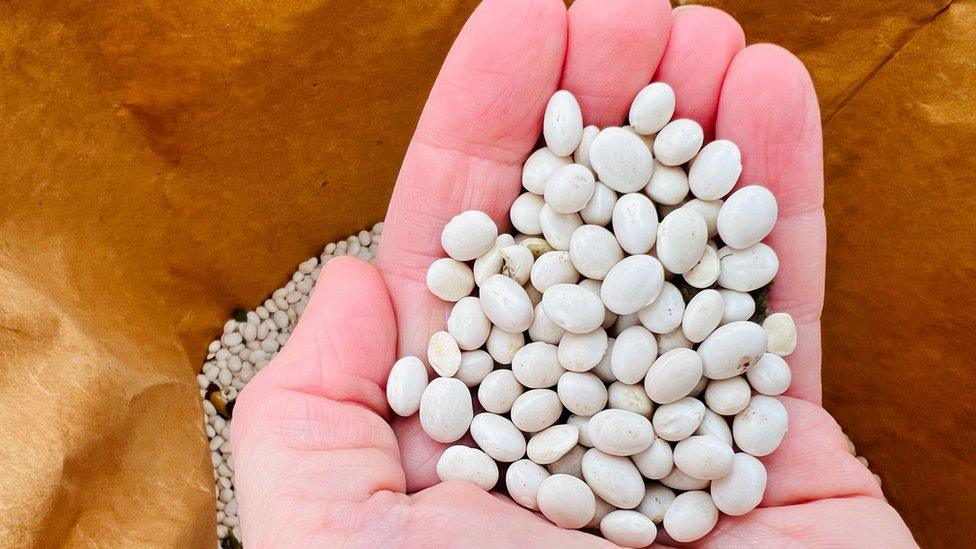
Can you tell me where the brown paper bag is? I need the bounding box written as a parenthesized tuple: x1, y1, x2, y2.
(1, 0, 973, 546)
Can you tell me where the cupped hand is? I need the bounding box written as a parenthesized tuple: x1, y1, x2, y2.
(230, 0, 916, 546)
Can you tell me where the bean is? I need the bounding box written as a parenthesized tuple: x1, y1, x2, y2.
(473, 234, 516, 286)
(612, 193, 658, 255)
(632, 438, 674, 480)
(530, 250, 580, 292)
(528, 302, 566, 345)
(717, 243, 779, 292)
(683, 242, 721, 289)
(567, 415, 594, 448)
(573, 125, 600, 169)
(653, 397, 706, 441)
(695, 408, 734, 446)
(697, 321, 767, 379)
(637, 484, 676, 524)
(510, 192, 545, 236)
(656, 208, 708, 274)
(479, 274, 534, 333)
(656, 327, 693, 354)
(523, 147, 573, 195)
(499, 245, 534, 286)
(688, 140, 742, 200)
(455, 350, 494, 388)
(644, 348, 703, 405)
(607, 381, 654, 417)
(547, 444, 586, 478)
(601, 255, 665, 315)
(653, 119, 704, 167)
(590, 127, 654, 193)
(716, 185, 778, 249)
(557, 372, 608, 416)
(763, 312, 797, 356)
(436, 445, 499, 491)
(588, 409, 654, 457)
(710, 453, 768, 516)
(629, 82, 675, 135)
(511, 389, 562, 433)
(569, 225, 624, 280)
(746, 353, 792, 396)
(539, 205, 584, 251)
(557, 328, 608, 372)
(506, 459, 550, 510)
(681, 289, 725, 343)
(545, 164, 596, 214)
(663, 490, 719, 542)
(447, 297, 491, 351)
(733, 395, 788, 457)
(600, 510, 657, 548)
(512, 342, 564, 389)
(581, 448, 645, 509)
(477, 370, 523, 414)
(485, 326, 525, 365)
(704, 376, 752, 415)
(527, 424, 580, 465)
(644, 160, 689, 206)
(673, 435, 734, 480)
(542, 283, 606, 334)
(610, 326, 658, 384)
(441, 210, 497, 261)
(386, 356, 429, 417)
(420, 377, 473, 443)
(637, 282, 685, 334)
(717, 289, 756, 325)
(469, 413, 526, 463)
(544, 90, 583, 157)
(580, 182, 618, 226)
(537, 474, 596, 529)
(427, 331, 461, 377)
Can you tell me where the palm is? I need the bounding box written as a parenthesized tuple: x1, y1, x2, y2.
(230, 0, 915, 546)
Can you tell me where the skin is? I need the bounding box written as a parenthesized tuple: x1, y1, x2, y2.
(229, 0, 918, 547)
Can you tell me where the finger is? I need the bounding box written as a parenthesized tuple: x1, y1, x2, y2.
(393, 414, 450, 493)
(706, 496, 916, 548)
(561, 0, 672, 127)
(376, 0, 567, 359)
(714, 44, 826, 403)
(759, 397, 883, 507)
(231, 258, 401, 543)
(653, 6, 745, 138)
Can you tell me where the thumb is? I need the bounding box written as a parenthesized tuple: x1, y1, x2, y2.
(230, 257, 405, 544)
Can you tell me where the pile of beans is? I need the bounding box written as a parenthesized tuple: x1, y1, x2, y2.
(386, 85, 797, 545)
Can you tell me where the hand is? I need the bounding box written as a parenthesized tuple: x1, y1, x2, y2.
(230, 0, 916, 546)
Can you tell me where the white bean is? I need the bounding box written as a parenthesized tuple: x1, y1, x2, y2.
(629, 82, 675, 135)
(660, 467, 711, 491)
(545, 164, 596, 214)
(733, 395, 788, 457)
(542, 283, 606, 334)
(601, 510, 657, 548)
(581, 448, 645, 509)
(681, 198, 723, 238)
(644, 160, 689, 205)
(478, 370, 524, 414)
(747, 353, 792, 396)
(527, 424, 580, 465)
(587, 496, 616, 529)
(436, 445, 498, 491)
(663, 490, 718, 542)
(717, 289, 755, 325)
(455, 350, 493, 387)
(386, 356, 428, 417)
(704, 376, 752, 415)
(479, 274, 534, 333)
(612, 193, 658, 255)
(469, 413, 527, 463)
(567, 415, 594, 447)
(653, 397, 705, 441)
(569, 225, 624, 280)
(548, 444, 587, 478)
(558, 329, 608, 372)
(590, 337, 617, 383)
(511, 389, 563, 433)
(656, 327, 693, 354)
(717, 243, 779, 292)
(506, 459, 550, 510)
(683, 242, 721, 289)
(673, 435, 734, 480)
(557, 372, 608, 416)
(510, 192, 545, 236)
(573, 125, 600, 169)
(607, 381, 654, 417)
(716, 184, 777, 249)
(637, 282, 685, 334)
(697, 321, 767, 379)
(473, 234, 516, 286)
(687, 140, 741, 200)
(427, 331, 461, 377)
(539, 205, 583, 251)
(420, 377, 473, 443)
(544, 90, 584, 157)
(530, 250, 580, 292)
(512, 342, 564, 389)
(528, 302, 565, 345)
(578, 278, 618, 330)
(441, 210, 498, 261)
(522, 147, 573, 195)
(588, 409, 654, 457)
(656, 208, 708, 274)
(590, 127, 654, 193)
(610, 326, 658, 384)
(653, 119, 704, 166)
(499, 245, 534, 286)
(681, 289, 724, 343)
(638, 484, 676, 523)
(763, 312, 797, 356)
(426, 258, 474, 302)
(710, 453, 768, 516)
(536, 474, 596, 529)
(580, 182, 618, 226)
(644, 348, 703, 405)
(695, 408, 733, 446)
(447, 297, 491, 351)
(601, 255, 665, 315)
(632, 438, 674, 480)
(485, 326, 524, 365)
